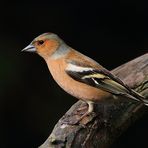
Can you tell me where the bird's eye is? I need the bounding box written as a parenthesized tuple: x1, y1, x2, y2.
(38, 40, 44, 45)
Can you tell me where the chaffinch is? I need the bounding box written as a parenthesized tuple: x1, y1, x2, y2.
(22, 32, 147, 123)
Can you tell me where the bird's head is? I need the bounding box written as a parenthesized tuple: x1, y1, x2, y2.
(22, 32, 64, 59)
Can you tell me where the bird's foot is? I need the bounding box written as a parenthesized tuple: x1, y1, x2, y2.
(61, 111, 96, 126)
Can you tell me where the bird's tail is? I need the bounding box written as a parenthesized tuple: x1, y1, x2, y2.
(127, 89, 148, 106)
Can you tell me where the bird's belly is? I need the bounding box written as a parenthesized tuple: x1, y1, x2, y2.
(61, 81, 111, 102)
(51, 70, 111, 102)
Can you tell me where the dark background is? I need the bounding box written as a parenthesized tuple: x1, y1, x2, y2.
(0, 1, 148, 148)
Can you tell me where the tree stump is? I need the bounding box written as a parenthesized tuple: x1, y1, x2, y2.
(39, 53, 148, 148)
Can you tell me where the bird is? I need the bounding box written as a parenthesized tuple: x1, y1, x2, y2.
(22, 32, 147, 124)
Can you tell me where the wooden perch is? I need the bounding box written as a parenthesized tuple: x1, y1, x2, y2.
(39, 53, 148, 148)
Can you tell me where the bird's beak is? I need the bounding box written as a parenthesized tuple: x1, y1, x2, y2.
(21, 44, 36, 53)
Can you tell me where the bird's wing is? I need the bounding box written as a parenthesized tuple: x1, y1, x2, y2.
(65, 60, 143, 101)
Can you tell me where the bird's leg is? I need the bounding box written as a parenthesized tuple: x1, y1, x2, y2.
(77, 101, 94, 120)
(88, 101, 94, 113)
(61, 101, 96, 125)
(73, 101, 96, 125)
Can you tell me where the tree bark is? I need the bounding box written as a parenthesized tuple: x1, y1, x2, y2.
(39, 53, 148, 148)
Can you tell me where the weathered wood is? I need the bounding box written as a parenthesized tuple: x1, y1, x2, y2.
(39, 53, 148, 148)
